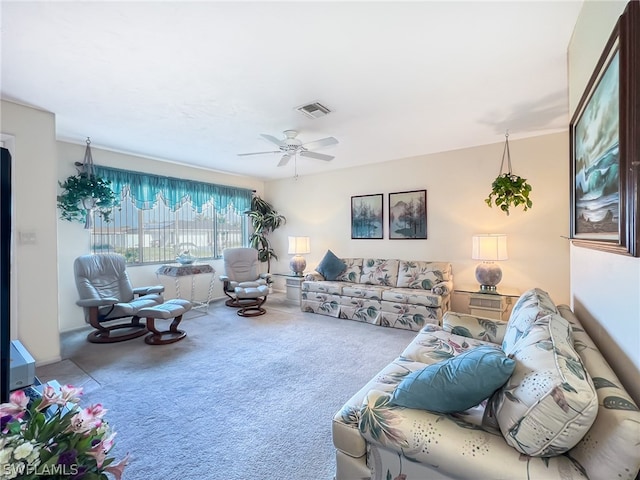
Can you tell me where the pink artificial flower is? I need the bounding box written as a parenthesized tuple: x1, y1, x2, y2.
(60, 385, 83, 404)
(0, 390, 29, 416)
(87, 432, 115, 468)
(67, 404, 107, 434)
(104, 453, 130, 480)
(36, 385, 61, 411)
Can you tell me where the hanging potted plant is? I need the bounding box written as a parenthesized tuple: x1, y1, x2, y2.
(484, 132, 533, 215)
(246, 195, 286, 273)
(57, 138, 118, 228)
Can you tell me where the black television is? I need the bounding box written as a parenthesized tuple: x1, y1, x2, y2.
(1, 146, 12, 402)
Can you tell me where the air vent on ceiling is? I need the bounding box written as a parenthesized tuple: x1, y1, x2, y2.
(295, 102, 332, 119)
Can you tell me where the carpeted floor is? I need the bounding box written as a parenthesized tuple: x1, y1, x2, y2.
(37, 293, 417, 480)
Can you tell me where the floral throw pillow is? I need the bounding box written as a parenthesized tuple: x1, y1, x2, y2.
(360, 259, 399, 286)
(492, 312, 598, 456)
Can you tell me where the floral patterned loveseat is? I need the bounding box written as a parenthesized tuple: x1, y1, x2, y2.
(332, 288, 640, 480)
(301, 258, 453, 330)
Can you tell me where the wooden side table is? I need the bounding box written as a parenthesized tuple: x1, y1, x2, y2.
(453, 286, 520, 320)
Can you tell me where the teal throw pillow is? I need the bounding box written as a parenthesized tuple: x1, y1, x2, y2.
(390, 345, 515, 413)
(316, 250, 347, 281)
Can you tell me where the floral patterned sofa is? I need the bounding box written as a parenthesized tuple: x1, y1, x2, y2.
(301, 258, 453, 330)
(332, 288, 640, 480)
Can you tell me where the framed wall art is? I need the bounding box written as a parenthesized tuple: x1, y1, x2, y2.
(388, 190, 427, 239)
(351, 194, 383, 239)
(569, 1, 639, 257)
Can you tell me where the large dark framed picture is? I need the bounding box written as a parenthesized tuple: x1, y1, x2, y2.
(570, 1, 639, 257)
(351, 194, 383, 239)
(389, 190, 427, 239)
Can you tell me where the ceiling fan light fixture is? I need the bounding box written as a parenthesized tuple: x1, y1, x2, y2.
(295, 102, 331, 119)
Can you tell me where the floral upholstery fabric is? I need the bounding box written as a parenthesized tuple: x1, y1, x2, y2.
(332, 302, 640, 480)
(303, 258, 452, 328)
(300, 292, 341, 317)
(336, 258, 364, 282)
(360, 259, 400, 286)
(301, 280, 344, 295)
(492, 312, 598, 456)
(396, 261, 452, 289)
(502, 287, 559, 354)
(399, 324, 494, 364)
(339, 297, 383, 325)
(341, 284, 385, 300)
(556, 306, 640, 480)
(442, 312, 508, 344)
(380, 301, 440, 331)
(381, 287, 442, 307)
(361, 390, 588, 480)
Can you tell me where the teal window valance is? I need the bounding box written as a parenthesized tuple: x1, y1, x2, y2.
(94, 165, 253, 213)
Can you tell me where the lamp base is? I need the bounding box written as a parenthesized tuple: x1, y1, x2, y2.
(290, 255, 306, 277)
(475, 262, 502, 292)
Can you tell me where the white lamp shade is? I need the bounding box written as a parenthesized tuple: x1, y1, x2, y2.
(472, 234, 508, 261)
(288, 236, 310, 255)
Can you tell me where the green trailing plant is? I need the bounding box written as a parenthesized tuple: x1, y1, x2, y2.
(485, 131, 533, 216)
(246, 195, 286, 273)
(57, 173, 118, 224)
(485, 172, 533, 215)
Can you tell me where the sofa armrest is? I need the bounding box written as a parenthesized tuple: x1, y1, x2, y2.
(359, 390, 585, 480)
(442, 311, 507, 345)
(304, 272, 325, 281)
(431, 279, 453, 296)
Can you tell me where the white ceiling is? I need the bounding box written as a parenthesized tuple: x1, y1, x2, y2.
(1, 1, 583, 180)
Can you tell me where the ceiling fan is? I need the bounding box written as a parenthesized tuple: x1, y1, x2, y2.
(238, 130, 338, 166)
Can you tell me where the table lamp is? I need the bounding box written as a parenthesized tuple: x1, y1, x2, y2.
(288, 236, 310, 276)
(472, 234, 508, 292)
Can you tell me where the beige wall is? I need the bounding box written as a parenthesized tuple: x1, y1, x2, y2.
(1, 100, 61, 365)
(568, 0, 640, 403)
(265, 132, 570, 306)
(56, 140, 264, 332)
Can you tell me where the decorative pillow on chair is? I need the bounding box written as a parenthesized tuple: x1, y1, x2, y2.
(315, 250, 347, 281)
(390, 345, 515, 413)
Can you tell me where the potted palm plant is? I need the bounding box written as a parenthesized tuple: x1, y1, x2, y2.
(246, 195, 286, 273)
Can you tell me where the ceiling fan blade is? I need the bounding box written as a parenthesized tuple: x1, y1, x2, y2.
(301, 136, 338, 151)
(237, 150, 280, 157)
(260, 134, 285, 146)
(277, 154, 291, 167)
(300, 151, 334, 161)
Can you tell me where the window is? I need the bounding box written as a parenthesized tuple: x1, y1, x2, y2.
(90, 167, 252, 264)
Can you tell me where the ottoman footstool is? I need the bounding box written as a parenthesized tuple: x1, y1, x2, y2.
(138, 299, 192, 345)
(234, 285, 268, 317)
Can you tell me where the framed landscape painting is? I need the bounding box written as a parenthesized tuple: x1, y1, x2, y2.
(351, 194, 383, 239)
(569, 1, 639, 257)
(389, 190, 427, 239)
